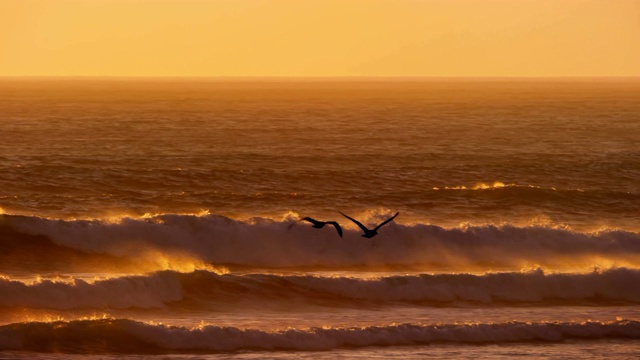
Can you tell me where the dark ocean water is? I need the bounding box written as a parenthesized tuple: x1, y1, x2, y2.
(0, 79, 639, 358)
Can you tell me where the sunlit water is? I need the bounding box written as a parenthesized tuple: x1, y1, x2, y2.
(0, 79, 639, 358)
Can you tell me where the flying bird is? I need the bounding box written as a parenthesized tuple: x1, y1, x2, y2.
(301, 217, 343, 238)
(339, 212, 399, 238)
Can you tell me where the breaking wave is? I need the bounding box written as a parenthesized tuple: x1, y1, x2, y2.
(0, 272, 182, 309)
(1, 213, 639, 270)
(3, 267, 640, 309)
(1, 318, 638, 353)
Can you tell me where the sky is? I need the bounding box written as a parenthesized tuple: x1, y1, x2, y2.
(1, 0, 639, 77)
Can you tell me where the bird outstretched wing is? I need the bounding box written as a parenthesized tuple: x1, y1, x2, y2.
(302, 217, 322, 226)
(373, 212, 399, 231)
(327, 221, 343, 237)
(339, 212, 370, 232)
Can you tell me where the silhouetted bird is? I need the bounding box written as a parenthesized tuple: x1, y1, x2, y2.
(302, 217, 343, 238)
(339, 212, 399, 238)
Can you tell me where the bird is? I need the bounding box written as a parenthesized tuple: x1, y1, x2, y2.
(301, 217, 343, 238)
(339, 212, 399, 238)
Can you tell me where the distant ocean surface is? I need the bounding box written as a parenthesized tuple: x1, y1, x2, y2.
(0, 78, 639, 359)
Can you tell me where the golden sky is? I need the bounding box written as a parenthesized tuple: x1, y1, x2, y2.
(2, 0, 639, 77)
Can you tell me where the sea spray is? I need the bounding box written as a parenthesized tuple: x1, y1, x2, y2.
(1, 319, 639, 353)
(3, 214, 640, 270)
(2, 268, 640, 309)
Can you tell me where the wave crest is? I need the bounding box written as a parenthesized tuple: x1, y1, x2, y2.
(0, 272, 182, 309)
(3, 268, 640, 309)
(1, 318, 638, 353)
(3, 213, 640, 270)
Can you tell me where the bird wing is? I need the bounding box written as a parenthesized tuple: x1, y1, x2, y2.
(327, 221, 343, 237)
(339, 212, 370, 232)
(373, 212, 399, 231)
(302, 217, 322, 226)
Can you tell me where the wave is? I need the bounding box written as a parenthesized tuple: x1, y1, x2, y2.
(0, 318, 638, 353)
(432, 181, 639, 198)
(3, 268, 640, 309)
(428, 182, 640, 218)
(0, 272, 182, 309)
(2, 213, 639, 270)
(0, 222, 214, 274)
(181, 267, 640, 306)
(431, 181, 633, 195)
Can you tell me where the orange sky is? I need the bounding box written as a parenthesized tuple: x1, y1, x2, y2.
(2, 0, 639, 77)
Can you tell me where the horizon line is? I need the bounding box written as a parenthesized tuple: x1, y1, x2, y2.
(2, 75, 640, 82)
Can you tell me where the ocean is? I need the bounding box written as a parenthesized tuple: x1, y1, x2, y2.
(0, 78, 639, 359)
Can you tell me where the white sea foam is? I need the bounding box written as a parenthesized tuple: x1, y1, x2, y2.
(0, 318, 638, 352)
(2, 267, 640, 309)
(0, 272, 182, 309)
(3, 213, 639, 269)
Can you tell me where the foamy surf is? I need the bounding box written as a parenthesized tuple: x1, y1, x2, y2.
(2, 213, 640, 271)
(2, 268, 640, 310)
(0, 318, 638, 353)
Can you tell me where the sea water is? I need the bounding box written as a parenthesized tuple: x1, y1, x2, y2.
(0, 78, 639, 359)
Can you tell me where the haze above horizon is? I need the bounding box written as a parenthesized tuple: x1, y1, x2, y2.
(2, 0, 639, 77)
